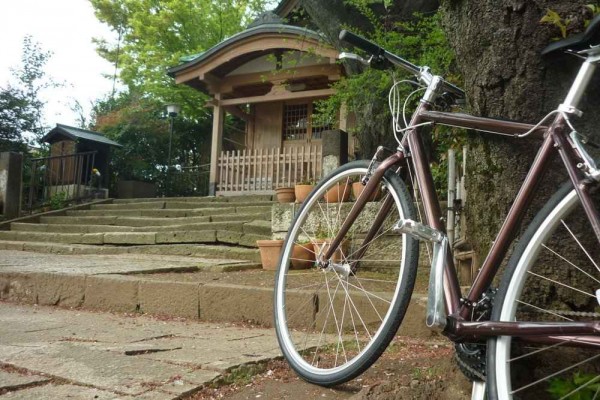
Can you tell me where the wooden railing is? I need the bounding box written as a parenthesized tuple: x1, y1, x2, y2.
(217, 145, 322, 193)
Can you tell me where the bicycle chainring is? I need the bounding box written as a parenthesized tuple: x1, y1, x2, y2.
(454, 343, 486, 382)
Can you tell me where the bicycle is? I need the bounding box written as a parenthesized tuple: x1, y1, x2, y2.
(273, 15, 600, 400)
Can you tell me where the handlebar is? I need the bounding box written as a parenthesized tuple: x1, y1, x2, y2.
(339, 29, 465, 99)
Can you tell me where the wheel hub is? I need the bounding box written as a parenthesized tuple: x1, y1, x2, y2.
(325, 262, 352, 279)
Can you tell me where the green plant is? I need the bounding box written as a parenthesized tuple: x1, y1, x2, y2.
(297, 178, 316, 185)
(49, 191, 68, 210)
(316, 10, 465, 197)
(548, 373, 600, 399)
(541, 4, 600, 38)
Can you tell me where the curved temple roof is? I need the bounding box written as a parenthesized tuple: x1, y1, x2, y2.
(167, 24, 336, 80)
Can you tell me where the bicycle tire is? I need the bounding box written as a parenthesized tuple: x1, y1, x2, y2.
(274, 160, 419, 386)
(487, 182, 600, 399)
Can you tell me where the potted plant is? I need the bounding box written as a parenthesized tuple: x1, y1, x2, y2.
(256, 239, 284, 270)
(324, 180, 351, 203)
(291, 241, 314, 269)
(275, 187, 295, 203)
(295, 178, 316, 203)
(311, 225, 348, 263)
(352, 176, 382, 201)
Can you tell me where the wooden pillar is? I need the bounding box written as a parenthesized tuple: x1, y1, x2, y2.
(209, 94, 224, 196)
(0, 152, 23, 219)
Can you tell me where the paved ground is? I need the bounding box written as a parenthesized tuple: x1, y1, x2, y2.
(0, 302, 284, 399)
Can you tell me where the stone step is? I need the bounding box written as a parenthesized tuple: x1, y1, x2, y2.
(65, 205, 273, 218)
(40, 212, 269, 227)
(91, 200, 274, 211)
(0, 263, 434, 340)
(11, 220, 273, 236)
(0, 241, 261, 262)
(111, 194, 274, 204)
(0, 229, 267, 247)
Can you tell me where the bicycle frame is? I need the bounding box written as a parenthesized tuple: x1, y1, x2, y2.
(322, 57, 600, 345)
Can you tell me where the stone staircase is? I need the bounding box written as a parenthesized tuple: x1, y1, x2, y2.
(0, 195, 274, 263)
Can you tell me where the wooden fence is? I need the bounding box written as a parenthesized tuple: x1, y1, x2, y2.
(217, 145, 322, 193)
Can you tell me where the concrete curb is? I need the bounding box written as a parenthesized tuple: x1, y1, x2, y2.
(0, 271, 437, 340)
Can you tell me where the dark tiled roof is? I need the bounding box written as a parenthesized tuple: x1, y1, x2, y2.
(168, 24, 325, 77)
(42, 124, 122, 147)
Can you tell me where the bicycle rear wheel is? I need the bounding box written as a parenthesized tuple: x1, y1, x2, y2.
(487, 182, 600, 400)
(273, 160, 419, 386)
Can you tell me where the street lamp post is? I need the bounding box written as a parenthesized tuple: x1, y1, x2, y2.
(166, 104, 180, 196)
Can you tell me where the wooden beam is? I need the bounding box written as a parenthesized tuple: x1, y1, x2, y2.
(209, 94, 224, 195)
(220, 88, 336, 106)
(223, 105, 254, 123)
(218, 64, 342, 93)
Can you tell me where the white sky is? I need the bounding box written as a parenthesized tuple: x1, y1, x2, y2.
(0, 0, 118, 129)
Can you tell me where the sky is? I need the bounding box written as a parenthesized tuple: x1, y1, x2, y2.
(0, 0, 119, 130)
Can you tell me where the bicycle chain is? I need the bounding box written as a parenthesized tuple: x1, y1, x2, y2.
(454, 351, 486, 382)
(547, 310, 600, 318)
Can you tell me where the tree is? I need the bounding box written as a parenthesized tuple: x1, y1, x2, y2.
(0, 86, 33, 152)
(440, 1, 600, 257)
(90, 0, 270, 119)
(0, 35, 55, 151)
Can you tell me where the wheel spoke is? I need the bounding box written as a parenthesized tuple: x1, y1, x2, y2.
(511, 353, 600, 395)
(274, 163, 417, 385)
(561, 219, 600, 275)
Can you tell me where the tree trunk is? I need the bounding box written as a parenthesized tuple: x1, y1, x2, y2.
(440, 1, 600, 258)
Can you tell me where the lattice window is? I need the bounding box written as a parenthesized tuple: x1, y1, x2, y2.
(311, 116, 332, 140)
(283, 103, 308, 141)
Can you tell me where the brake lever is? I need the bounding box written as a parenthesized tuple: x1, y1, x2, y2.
(338, 52, 369, 66)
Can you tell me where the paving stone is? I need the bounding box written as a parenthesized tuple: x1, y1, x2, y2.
(0, 273, 36, 303)
(139, 281, 199, 318)
(32, 272, 86, 308)
(83, 275, 139, 313)
(0, 241, 25, 251)
(0, 369, 50, 391)
(155, 231, 215, 244)
(0, 384, 118, 400)
(104, 232, 156, 245)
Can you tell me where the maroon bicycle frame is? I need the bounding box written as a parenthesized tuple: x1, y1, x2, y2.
(322, 101, 600, 344)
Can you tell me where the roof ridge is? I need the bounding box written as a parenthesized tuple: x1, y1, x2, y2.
(56, 123, 106, 137)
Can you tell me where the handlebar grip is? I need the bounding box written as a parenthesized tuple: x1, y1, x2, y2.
(339, 30, 384, 56)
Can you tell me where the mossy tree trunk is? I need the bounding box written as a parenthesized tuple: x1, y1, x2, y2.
(440, 1, 600, 258)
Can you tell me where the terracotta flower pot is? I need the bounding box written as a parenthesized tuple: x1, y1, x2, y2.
(312, 239, 349, 263)
(352, 182, 381, 201)
(256, 239, 284, 270)
(291, 243, 314, 269)
(275, 187, 295, 203)
(295, 184, 314, 203)
(324, 182, 351, 203)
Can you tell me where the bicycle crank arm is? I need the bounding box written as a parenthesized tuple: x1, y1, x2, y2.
(394, 219, 448, 330)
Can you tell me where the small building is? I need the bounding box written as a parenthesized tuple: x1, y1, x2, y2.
(168, 11, 353, 195)
(32, 124, 121, 198)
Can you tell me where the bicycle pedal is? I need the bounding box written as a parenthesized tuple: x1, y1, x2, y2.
(394, 219, 443, 242)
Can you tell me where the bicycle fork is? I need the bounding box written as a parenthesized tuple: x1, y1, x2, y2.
(394, 219, 448, 330)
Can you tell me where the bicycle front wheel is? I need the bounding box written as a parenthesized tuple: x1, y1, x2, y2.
(487, 183, 600, 400)
(274, 160, 419, 386)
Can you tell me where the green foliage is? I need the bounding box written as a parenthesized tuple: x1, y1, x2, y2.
(548, 373, 600, 400)
(541, 4, 600, 38)
(316, 10, 464, 195)
(540, 9, 571, 38)
(92, 91, 211, 195)
(0, 35, 57, 150)
(90, 0, 270, 120)
(49, 191, 68, 210)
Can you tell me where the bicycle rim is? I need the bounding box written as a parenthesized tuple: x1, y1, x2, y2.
(489, 185, 600, 399)
(274, 161, 418, 386)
